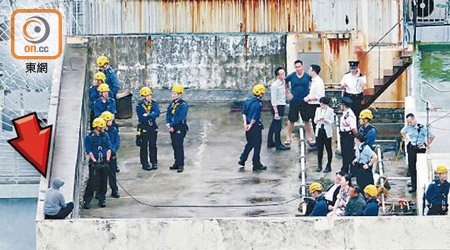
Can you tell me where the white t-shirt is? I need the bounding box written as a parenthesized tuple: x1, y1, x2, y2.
(308, 75, 325, 105)
(340, 72, 366, 94)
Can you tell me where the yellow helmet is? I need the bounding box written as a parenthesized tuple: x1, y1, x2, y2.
(93, 72, 106, 83)
(92, 117, 106, 128)
(359, 109, 373, 120)
(309, 182, 323, 193)
(172, 85, 184, 95)
(253, 84, 266, 96)
(101, 111, 114, 122)
(98, 83, 110, 92)
(96, 56, 110, 67)
(140, 87, 152, 96)
(364, 185, 378, 197)
(436, 165, 448, 174)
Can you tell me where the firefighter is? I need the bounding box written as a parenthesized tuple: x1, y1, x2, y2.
(363, 184, 379, 216)
(339, 97, 358, 175)
(309, 182, 328, 216)
(426, 165, 449, 215)
(89, 72, 107, 128)
(166, 85, 189, 173)
(340, 61, 366, 118)
(83, 118, 112, 209)
(101, 111, 120, 198)
(238, 84, 267, 171)
(358, 109, 377, 150)
(97, 56, 120, 99)
(93, 83, 117, 118)
(136, 87, 160, 171)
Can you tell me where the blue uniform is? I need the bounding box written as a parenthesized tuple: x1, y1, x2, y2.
(402, 123, 432, 192)
(358, 124, 377, 149)
(285, 72, 311, 104)
(105, 126, 120, 193)
(166, 99, 189, 169)
(309, 195, 328, 216)
(137, 100, 160, 167)
(363, 197, 379, 216)
(426, 179, 449, 215)
(240, 97, 265, 169)
(93, 97, 117, 117)
(104, 66, 120, 99)
(89, 86, 113, 109)
(354, 144, 375, 191)
(83, 130, 112, 203)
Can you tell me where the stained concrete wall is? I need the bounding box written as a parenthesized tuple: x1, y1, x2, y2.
(37, 217, 450, 250)
(88, 34, 286, 94)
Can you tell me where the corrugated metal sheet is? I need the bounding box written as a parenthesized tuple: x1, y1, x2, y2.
(82, 0, 402, 44)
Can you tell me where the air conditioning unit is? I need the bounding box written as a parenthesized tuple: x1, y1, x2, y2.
(409, 0, 448, 22)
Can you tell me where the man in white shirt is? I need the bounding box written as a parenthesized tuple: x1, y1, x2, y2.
(339, 97, 358, 175)
(268, 67, 290, 150)
(304, 64, 325, 145)
(340, 61, 366, 118)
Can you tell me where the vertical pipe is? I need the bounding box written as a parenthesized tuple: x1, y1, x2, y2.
(377, 145, 386, 215)
(335, 114, 341, 154)
(300, 127, 306, 214)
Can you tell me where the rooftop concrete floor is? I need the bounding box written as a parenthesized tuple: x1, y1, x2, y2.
(80, 103, 413, 218)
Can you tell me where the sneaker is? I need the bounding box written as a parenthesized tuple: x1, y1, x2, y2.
(169, 164, 178, 170)
(177, 166, 184, 173)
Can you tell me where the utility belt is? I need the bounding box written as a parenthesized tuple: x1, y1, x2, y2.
(89, 160, 109, 169)
(340, 131, 353, 136)
(138, 120, 157, 132)
(428, 202, 448, 212)
(172, 119, 189, 132)
(344, 92, 364, 98)
(407, 142, 427, 151)
(356, 162, 373, 170)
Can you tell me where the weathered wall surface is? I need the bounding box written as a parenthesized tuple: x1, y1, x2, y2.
(88, 34, 286, 92)
(37, 217, 450, 250)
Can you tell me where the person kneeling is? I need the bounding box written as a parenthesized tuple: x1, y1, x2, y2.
(309, 182, 328, 216)
(363, 184, 379, 216)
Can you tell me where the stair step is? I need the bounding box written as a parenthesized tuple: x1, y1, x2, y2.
(383, 69, 394, 77)
(374, 78, 385, 86)
(400, 50, 413, 58)
(393, 58, 404, 67)
(364, 87, 375, 96)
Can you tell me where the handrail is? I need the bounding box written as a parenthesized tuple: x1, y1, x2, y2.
(299, 127, 307, 215)
(358, 17, 404, 62)
(375, 145, 386, 215)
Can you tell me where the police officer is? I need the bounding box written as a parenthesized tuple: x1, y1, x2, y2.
(426, 165, 449, 215)
(309, 182, 328, 216)
(352, 133, 378, 191)
(401, 113, 435, 193)
(93, 83, 117, 118)
(101, 111, 120, 198)
(339, 97, 358, 175)
(83, 118, 112, 209)
(137, 87, 160, 171)
(97, 56, 120, 99)
(238, 84, 267, 171)
(166, 85, 189, 173)
(340, 61, 366, 118)
(358, 109, 377, 150)
(363, 184, 379, 216)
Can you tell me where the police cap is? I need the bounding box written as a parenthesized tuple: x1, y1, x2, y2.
(349, 61, 359, 69)
(341, 96, 353, 105)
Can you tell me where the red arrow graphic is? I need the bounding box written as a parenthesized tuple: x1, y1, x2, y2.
(7, 112, 52, 178)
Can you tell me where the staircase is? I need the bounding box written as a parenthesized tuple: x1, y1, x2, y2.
(362, 49, 412, 109)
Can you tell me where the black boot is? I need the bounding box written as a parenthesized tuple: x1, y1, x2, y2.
(316, 164, 322, 172)
(151, 163, 158, 170)
(83, 201, 91, 209)
(323, 163, 331, 173)
(111, 190, 120, 198)
(116, 166, 120, 173)
(238, 159, 245, 166)
(143, 164, 152, 171)
(169, 164, 178, 170)
(177, 165, 184, 173)
(276, 145, 291, 150)
(253, 164, 267, 171)
(99, 200, 106, 208)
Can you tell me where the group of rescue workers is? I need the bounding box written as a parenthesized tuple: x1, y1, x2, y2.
(81, 54, 448, 216)
(83, 56, 188, 209)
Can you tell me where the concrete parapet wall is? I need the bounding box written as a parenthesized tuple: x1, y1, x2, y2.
(37, 217, 450, 249)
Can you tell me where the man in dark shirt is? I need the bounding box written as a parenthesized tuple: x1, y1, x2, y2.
(344, 185, 366, 216)
(284, 60, 312, 145)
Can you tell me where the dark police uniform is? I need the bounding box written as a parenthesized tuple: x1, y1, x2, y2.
(340, 97, 357, 175)
(401, 123, 432, 192)
(426, 179, 449, 215)
(93, 97, 117, 117)
(105, 125, 120, 196)
(354, 143, 375, 191)
(104, 66, 120, 99)
(136, 100, 160, 169)
(358, 124, 377, 150)
(364, 197, 379, 216)
(239, 96, 265, 170)
(83, 131, 112, 204)
(309, 195, 328, 216)
(166, 98, 189, 172)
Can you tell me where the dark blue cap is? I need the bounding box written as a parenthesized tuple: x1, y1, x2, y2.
(349, 61, 359, 69)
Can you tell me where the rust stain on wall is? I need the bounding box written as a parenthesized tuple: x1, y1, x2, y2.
(328, 39, 348, 57)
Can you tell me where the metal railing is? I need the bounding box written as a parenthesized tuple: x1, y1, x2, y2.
(405, 0, 450, 25)
(299, 127, 307, 215)
(376, 145, 386, 215)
